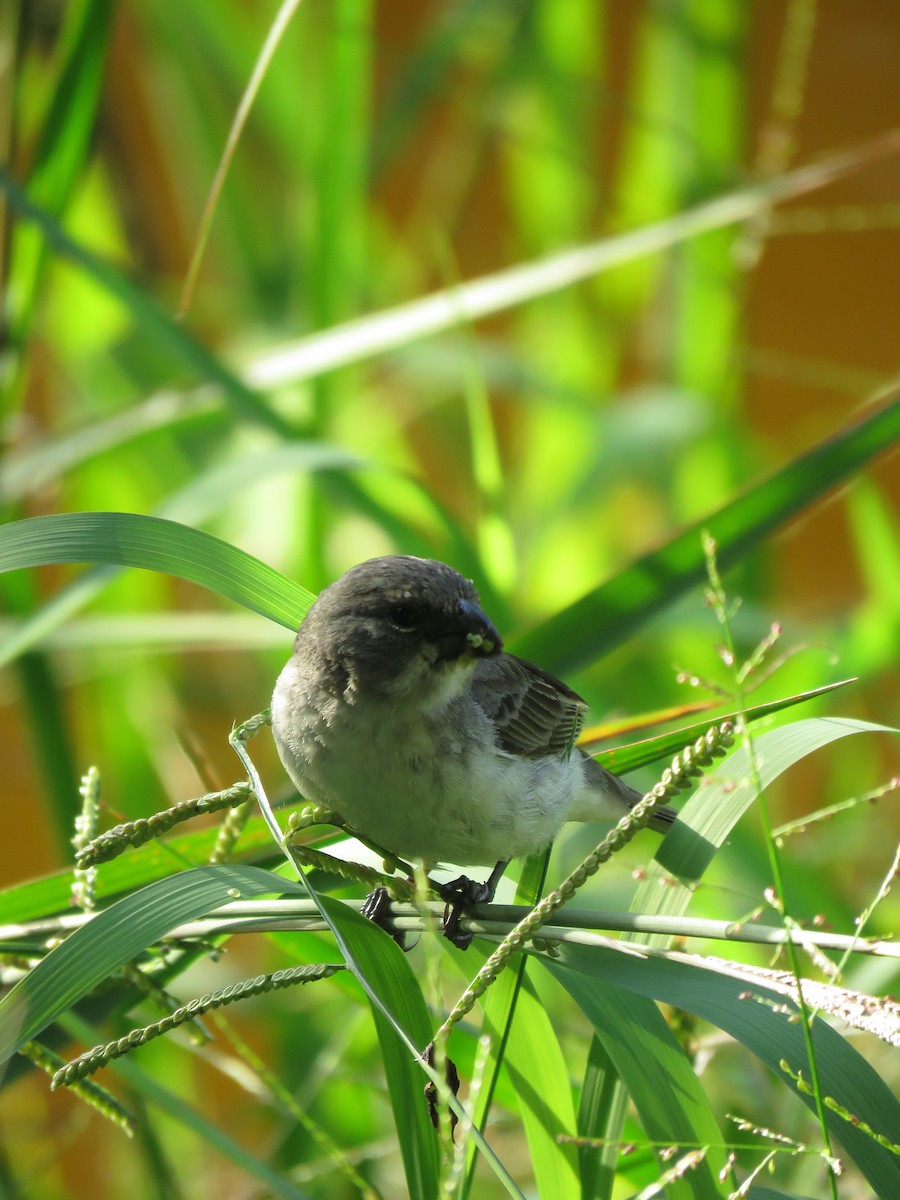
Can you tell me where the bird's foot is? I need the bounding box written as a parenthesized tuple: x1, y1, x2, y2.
(435, 859, 508, 949)
(422, 1041, 461, 1131)
(437, 875, 493, 950)
(361, 885, 407, 950)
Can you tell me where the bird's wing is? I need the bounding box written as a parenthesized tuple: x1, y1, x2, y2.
(471, 654, 588, 758)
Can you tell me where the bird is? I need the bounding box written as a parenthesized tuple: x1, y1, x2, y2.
(270, 555, 674, 946)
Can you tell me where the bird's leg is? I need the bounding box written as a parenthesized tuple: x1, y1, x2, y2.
(482, 858, 510, 903)
(438, 859, 509, 949)
(421, 1041, 461, 1131)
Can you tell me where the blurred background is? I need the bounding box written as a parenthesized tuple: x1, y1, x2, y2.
(2, 1, 899, 1196)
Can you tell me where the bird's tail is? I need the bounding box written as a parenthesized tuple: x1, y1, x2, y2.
(578, 753, 677, 835)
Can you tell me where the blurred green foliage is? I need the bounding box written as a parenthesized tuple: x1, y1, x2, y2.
(1, 1, 899, 1197)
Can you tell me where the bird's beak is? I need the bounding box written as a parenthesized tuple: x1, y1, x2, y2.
(458, 598, 502, 657)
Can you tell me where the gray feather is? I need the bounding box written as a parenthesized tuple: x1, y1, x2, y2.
(471, 654, 587, 758)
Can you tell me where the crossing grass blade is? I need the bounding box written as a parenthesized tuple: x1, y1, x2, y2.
(0, 512, 312, 659)
(544, 941, 900, 1198)
(0, 864, 299, 1063)
(315, 900, 440, 1200)
(548, 965, 729, 1199)
(635, 717, 897, 922)
(512, 397, 900, 675)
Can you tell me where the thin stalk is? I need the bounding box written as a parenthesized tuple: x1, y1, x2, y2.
(702, 530, 838, 1200)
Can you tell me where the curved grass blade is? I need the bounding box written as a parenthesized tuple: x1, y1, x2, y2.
(0, 445, 356, 664)
(592, 680, 854, 774)
(544, 942, 900, 1198)
(548, 967, 729, 1199)
(0, 864, 299, 1064)
(637, 717, 896, 916)
(0, 447, 486, 663)
(317, 899, 440, 1200)
(0, 512, 311, 652)
(502, 975, 580, 1199)
(513, 397, 900, 675)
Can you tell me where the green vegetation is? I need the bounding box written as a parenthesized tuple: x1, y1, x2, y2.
(2, 3, 898, 1198)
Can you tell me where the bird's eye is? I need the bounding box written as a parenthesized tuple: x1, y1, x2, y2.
(390, 603, 417, 631)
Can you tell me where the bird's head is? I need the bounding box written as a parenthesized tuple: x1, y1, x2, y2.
(295, 556, 502, 702)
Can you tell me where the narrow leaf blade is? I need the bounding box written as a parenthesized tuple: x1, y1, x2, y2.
(513, 399, 900, 675)
(0, 864, 297, 1063)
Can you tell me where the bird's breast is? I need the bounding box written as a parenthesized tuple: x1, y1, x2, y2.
(271, 661, 579, 867)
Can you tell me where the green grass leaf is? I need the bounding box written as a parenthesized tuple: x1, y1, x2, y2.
(547, 962, 729, 1199)
(503, 974, 580, 1199)
(635, 717, 897, 926)
(594, 680, 854, 776)
(0, 512, 311, 664)
(0, 864, 297, 1063)
(246, 138, 900, 390)
(316, 898, 440, 1200)
(544, 941, 900, 1198)
(576, 1036, 627, 1200)
(512, 399, 900, 675)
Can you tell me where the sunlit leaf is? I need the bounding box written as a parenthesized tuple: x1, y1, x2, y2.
(513, 399, 900, 675)
(0, 513, 310, 665)
(0, 865, 298, 1063)
(544, 941, 900, 1198)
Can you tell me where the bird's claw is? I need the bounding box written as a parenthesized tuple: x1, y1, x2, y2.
(437, 875, 492, 949)
(422, 1041, 461, 1131)
(361, 885, 408, 950)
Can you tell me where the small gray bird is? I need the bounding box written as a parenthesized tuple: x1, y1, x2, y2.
(271, 555, 674, 944)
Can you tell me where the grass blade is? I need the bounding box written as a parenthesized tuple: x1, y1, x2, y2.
(0, 512, 311, 664)
(247, 133, 900, 389)
(592, 680, 854, 774)
(549, 966, 728, 1198)
(317, 899, 440, 1200)
(638, 717, 896, 918)
(513, 398, 900, 674)
(0, 864, 298, 1063)
(545, 942, 900, 1198)
(503, 975, 579, 1199)
(576, 1036, 627, 1200)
